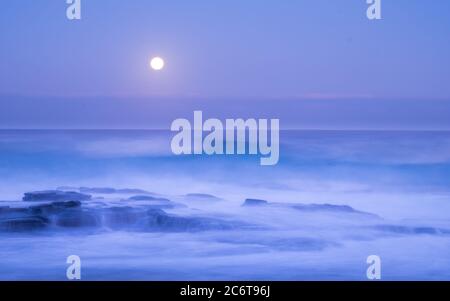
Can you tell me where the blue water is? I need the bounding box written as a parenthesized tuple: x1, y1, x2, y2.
(1, 130, 450, 280)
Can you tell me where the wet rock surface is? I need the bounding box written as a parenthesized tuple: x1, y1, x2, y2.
(128, 195, 170, 202)
(137, 208, 235, 232)
(0, 216, 50, 231)
(183, 193, 223, 202)
(22, 190, 91, 202)
(0, 189, 240, 232)
(2, 188, 445, 237)
(55, 210, 100, 228)
(29, 201, 82, 215)
(241, 199, 379, 218)
(242, 199, 269, 206)
(291, 203, 379, 218)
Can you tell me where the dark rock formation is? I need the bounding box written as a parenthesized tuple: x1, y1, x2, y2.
(128, 195, 170, 202)
(0, 216, 50, 231)
(29, 201, 81, 215)
(102, 207, 147, 229)
(293, 203, 357, 213)
(291, 203, 379, 218)
(23, 190, 91, 202)
(138, 208, 233, 232)
(241, 198, 378, 218)
(242, 199, 269, 207)
(55, 210, 99, 228)
(0, 207, 29, 218)
(1, 188, 245, 233)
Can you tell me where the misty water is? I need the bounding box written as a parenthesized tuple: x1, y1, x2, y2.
(1, 130, 450, 280)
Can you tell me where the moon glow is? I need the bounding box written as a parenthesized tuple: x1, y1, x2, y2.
(150, 57, 165, 71)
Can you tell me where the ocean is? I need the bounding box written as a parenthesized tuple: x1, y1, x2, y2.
(1, 129, 450, 280)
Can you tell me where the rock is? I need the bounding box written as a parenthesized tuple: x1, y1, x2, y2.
(2, 188, 239, 232)
(102, 207, 147, 229)
(241, 198, 379, 218)
(242, 199, 269, 207)
(0, 205, 49, 231)
(0, 207, 32, 220)
(0, 216, 49, 231)
(23, 190, 91, 202)
(1, 201, 85, 232)
(186, 193, 218, 198)
(29, 201, 81, 215)
(139, 208, 233, 232)
(291, 203, 379, 218)
(184, 193, 222, 202)
(126, 196, 180, 209)
(292, 204, 356, 213)
(55, 210, 99, 228)
(128, 195, 170, 202)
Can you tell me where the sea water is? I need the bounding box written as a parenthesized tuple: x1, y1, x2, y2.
(0, 130, 450, 280)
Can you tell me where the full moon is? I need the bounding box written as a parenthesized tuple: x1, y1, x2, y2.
(150, 57, 165, 71)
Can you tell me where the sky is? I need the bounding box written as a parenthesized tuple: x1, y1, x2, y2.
(1, 0, 450, 129)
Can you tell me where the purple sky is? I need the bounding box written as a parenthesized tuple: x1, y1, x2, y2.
(1, 0, 450, 129)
